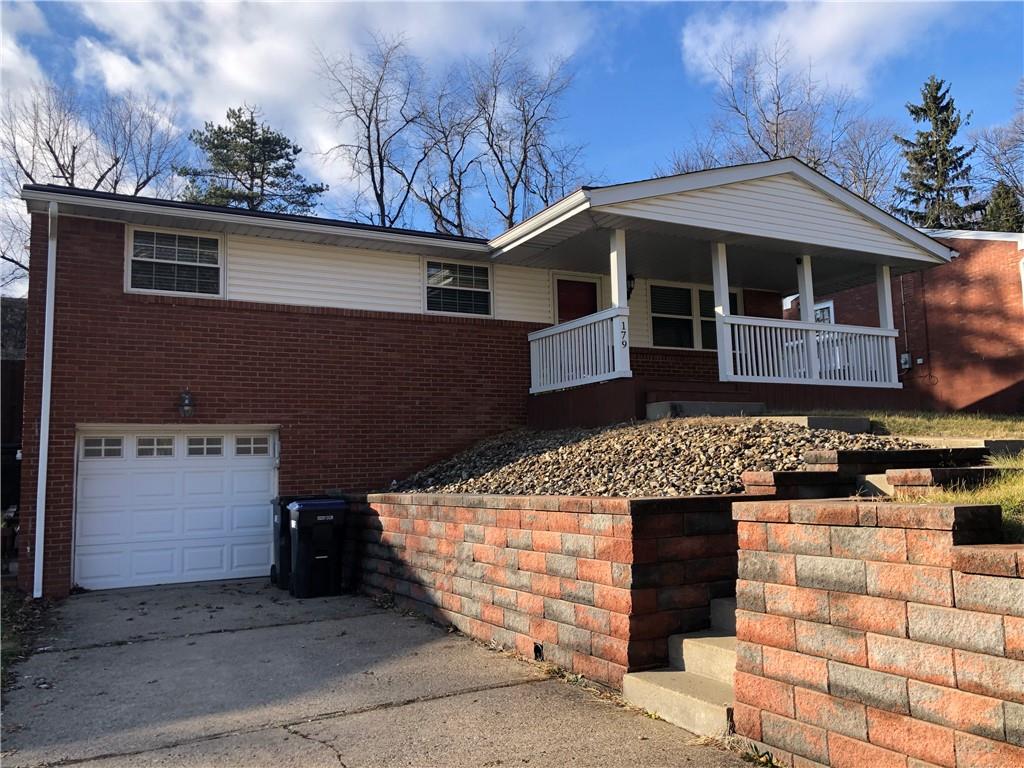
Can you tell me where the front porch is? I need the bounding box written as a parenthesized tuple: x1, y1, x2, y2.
(490, 160, 953, 414)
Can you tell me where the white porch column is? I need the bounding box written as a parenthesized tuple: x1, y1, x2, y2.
(711, 242, 734, 380)
(876, 263, 898, 383)
(609, 229, 631, 374)
(797, 255, 820, 381)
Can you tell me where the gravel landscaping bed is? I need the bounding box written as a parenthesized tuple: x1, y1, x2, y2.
(393, 418, 926, 497)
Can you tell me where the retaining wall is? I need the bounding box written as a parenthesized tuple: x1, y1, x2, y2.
(732, 498, 1024, 768)
(346, 492, 760, 688)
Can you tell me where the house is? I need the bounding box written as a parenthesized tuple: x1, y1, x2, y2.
(790, 230, 1023, 413)
(17, 158, 957, 598)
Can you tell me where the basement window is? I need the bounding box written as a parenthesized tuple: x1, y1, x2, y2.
(82, 437, 123, 459)
(129, 229, 221, 296)
(425, 261, 491, 316)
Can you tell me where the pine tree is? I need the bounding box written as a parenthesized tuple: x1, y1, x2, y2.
(980, 180, 1024, 232)
(176, 105, 327, 214)
(894, 76, 983, 228)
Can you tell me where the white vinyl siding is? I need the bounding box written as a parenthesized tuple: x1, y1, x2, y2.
(626, 278, 652, 348)
(596, 174, 926, 261)
(226, 236, 423, 313)
(492, 265, 552, 323)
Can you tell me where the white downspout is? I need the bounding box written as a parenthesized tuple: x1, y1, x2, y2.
(33, 201, 58, 598)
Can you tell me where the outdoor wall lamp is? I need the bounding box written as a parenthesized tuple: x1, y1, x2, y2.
(626, 273, 636, 299)
(178, 387, 196, 418)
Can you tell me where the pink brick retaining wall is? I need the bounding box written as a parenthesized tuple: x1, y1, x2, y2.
(732, 498, 1024, 768)
(346, 492, 762, 688)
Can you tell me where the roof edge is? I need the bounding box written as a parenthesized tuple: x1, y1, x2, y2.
(923, 229, 1024, 250)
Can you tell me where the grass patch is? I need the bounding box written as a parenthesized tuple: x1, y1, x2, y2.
(787, 411, 1024, 438)
(1, 587, 50, 691)
(899, 452, 1024, 543)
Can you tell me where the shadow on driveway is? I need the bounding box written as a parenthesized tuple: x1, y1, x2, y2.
(1, 579, 746, 767)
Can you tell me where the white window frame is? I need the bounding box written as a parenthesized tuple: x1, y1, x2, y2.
(421, 257, 493, 318)
(235, 435, 270, 456)
(186, 435, 224, 457)
(136, 436, 174, 458)
(648, 280, 743, 351)
(81, 436, 124, 460)
(124, 224, 225, 299)
(814, 299, 836, 324)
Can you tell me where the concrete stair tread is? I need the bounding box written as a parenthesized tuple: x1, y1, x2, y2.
(622, 669, 734, 737)
(668, 630, 737, 684)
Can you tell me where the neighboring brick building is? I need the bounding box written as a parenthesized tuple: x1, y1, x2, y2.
(791, 231, 1024, 413)
(18, 160, 959, 597)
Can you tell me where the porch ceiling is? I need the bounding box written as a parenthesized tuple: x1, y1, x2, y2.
(493, 216, 912, 295)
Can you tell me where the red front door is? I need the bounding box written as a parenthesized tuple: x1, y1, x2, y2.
(556, 279, 599, 323)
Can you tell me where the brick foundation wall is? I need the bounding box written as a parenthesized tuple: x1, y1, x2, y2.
(732, 498, 1024, 767)
(349, 492, 756, 689)
(20, 215, 541, 597)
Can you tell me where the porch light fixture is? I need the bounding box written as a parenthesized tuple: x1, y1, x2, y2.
(178, 388, 196, 418)
(626, 273, 636, 299)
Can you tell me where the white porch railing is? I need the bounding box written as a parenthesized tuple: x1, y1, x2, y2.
(722, 315, 900, 388)
(528, 306, 632, 394)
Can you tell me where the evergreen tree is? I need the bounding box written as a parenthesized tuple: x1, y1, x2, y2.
(980, 180, 1024, 232)
(177, 105, 327, 214)
(894, 76, 983, 228)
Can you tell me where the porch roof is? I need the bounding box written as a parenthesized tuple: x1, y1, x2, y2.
(489, 158, 956, 289)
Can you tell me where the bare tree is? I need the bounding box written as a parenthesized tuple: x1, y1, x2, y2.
(668, 40, 903, 207)
(318, 34, 427, 227)
(473, 43, 583, 229)
(1, 81, 183, 285)
(414, 72, 483, 235)
(835, 117, 903, 208)
(973, 79, 1024, 203)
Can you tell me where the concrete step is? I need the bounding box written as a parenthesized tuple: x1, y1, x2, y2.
(622, 669, 733, 737)
(710, 597, 736, 633)
(668, 630, 737, 684)
(646, 401, 766, 419)
(858, 473, 894, 496)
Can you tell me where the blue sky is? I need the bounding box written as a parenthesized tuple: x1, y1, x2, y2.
(3, 1, 1022, 227)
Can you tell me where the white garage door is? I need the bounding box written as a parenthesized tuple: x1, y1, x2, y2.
(74, 429, 277, 590)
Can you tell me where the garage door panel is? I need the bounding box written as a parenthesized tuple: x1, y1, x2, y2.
(183, 470, 226, 496)
(131, 508, 179, 537)
(231, 504, 272, 533)
(130, 547, 178, 578)
(232, 541, 273, 570)
(75, 430, 275, 590)
(130, 471, 178, 498)
(232, 468, 273, 494)
(183, 506, 227, 534)
(183, 544, 227, 575)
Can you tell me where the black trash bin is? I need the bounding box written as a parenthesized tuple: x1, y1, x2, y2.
(288, 498, 347, 598)
(271, 495, 322, 590)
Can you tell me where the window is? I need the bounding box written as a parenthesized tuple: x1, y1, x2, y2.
(235, 436, 270, 456)
(82, 437, 122, 458)
(137, 436, 174, 458)
(130, 229, 221, 296)
(814, 300, 835, 324)
(187, 436, 223, 456)
(425, 261, 490, 315)
(650, 283, 739, 350)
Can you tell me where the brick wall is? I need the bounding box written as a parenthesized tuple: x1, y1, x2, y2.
(349, 492, 755, 688)
(732, 498, 1024, 767)
(20, 214, 541, 596)
(811, 238, 1024, 413)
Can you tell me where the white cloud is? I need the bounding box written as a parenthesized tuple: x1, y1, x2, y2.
(1, 1, 48, 92)
(65, 1, 595, 210)
(680, 1, 956, 95)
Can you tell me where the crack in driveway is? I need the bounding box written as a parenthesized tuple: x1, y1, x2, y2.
(12, 678, 548, 768)
(35, 612, 388, 655)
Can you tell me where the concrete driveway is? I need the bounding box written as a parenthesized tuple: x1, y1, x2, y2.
(2, 580, 746, 767)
